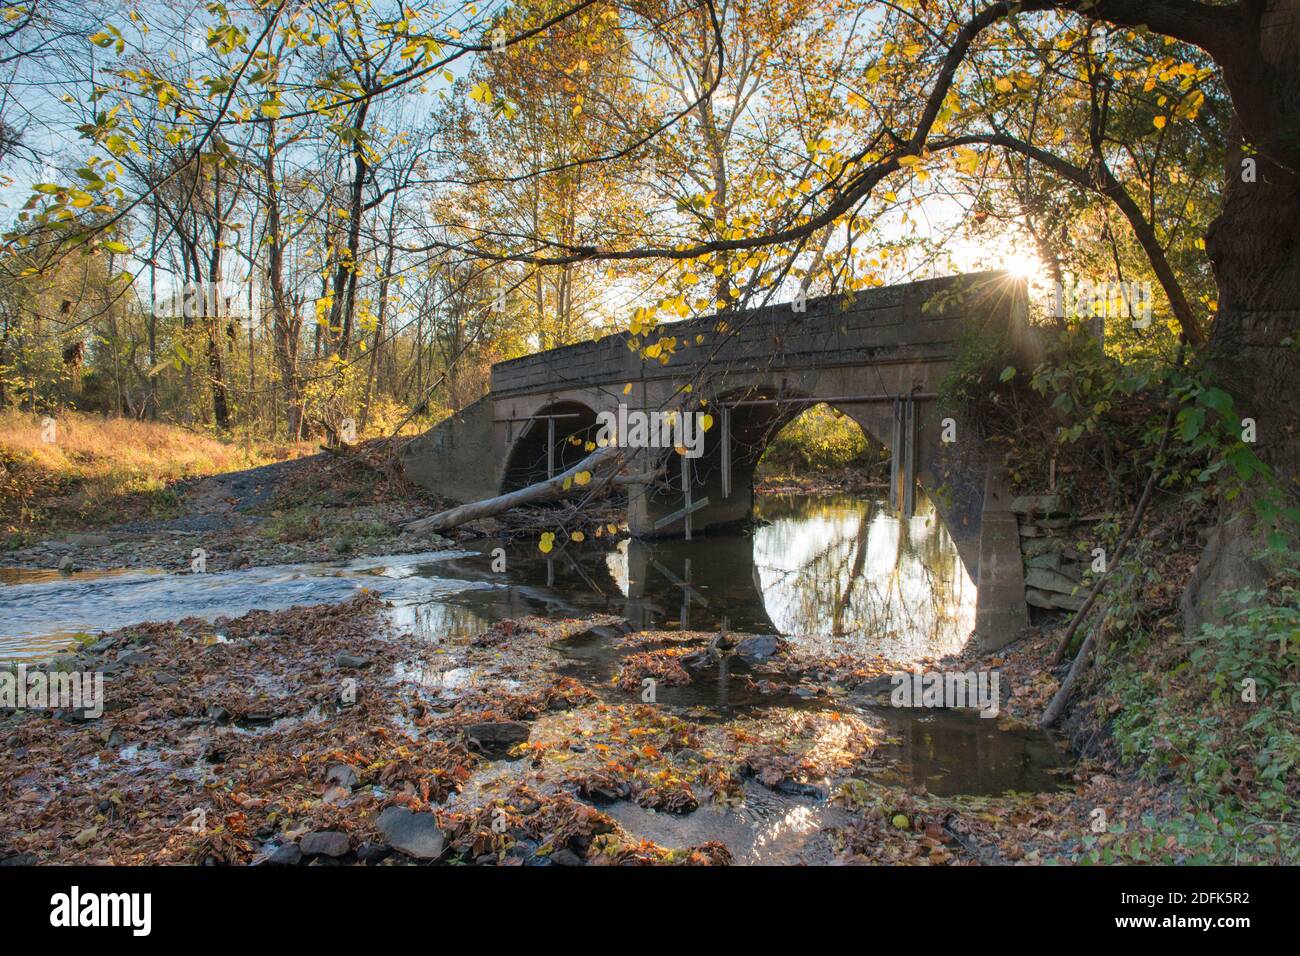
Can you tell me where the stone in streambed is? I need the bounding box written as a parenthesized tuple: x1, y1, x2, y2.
(265, 843, 303, 866)
(375, 807, 445, 861)
(326, 763, 359, 790)
(300, 830, 350, 858)
(734, 634, 781, 663)
(356, 842, 391, 865)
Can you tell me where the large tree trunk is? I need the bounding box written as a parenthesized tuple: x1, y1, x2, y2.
(327, 98, 371, 361)
(1184, 0, 1300, 628)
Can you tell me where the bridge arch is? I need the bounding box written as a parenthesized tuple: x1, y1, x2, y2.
(630, 387, 896, 525)
(756, 401, 883, 476)
(500, 399, 601, 492)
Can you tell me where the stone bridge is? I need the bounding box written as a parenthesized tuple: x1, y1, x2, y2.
(403, 270, 1038, 647)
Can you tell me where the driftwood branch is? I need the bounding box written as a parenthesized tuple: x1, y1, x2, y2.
(1040, 626, 1100, 728)
(403, 445, 629, 534)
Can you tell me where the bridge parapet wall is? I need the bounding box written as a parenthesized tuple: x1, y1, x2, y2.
(490, 271, 1012, 397)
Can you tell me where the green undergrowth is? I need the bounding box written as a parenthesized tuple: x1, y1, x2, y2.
(948, 320, 1300, 862)
(1084, 557, 1300, 863)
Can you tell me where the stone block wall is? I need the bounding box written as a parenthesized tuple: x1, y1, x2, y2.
(1010, 494, 1096, 614)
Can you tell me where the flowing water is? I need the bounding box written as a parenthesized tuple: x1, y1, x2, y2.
(0, 491, 1068, 854)
(0, 492, 975, 661)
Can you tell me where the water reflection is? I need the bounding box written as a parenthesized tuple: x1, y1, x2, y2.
(751, 493, 975, 659)
(1, 492, 975, 664)
(876, 710, 1065, 796)
(426, 491, 974, 661)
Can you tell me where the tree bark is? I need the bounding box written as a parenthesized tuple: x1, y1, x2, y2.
(1184, 0, 1300, 627)
(263, 123, 304, 440)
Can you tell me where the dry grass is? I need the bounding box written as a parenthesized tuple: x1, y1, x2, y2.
(0, 410, 311, 539)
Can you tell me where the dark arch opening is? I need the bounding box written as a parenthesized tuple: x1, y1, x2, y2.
(500, 400, 601, 492)
(635, 387, 829, 533)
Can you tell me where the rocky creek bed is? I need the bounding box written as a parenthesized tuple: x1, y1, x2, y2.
(0, 590, 1181, 866)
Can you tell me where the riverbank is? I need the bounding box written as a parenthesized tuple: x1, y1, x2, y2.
(1, 437, 458, 573)
(754, 464, 886, 496)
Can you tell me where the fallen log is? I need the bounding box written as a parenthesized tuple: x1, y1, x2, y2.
(1040, 626, 1098, 728)
(403, 444, 628, 534)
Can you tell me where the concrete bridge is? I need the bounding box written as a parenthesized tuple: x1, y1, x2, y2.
(403, 270, 1037, 647)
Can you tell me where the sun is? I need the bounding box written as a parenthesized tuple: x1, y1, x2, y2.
(1002, 249, 1044, 281)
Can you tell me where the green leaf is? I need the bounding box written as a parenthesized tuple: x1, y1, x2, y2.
(1196, 386, 1234, 417)
(1179, 406, 1205, 441)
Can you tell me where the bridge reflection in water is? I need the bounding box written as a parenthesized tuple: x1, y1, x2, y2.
(400, 490, 1062, 796)
(411, 490, 975, 662)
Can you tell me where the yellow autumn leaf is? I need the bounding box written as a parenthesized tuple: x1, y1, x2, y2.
(574, 471, 592, 486)
(570, 531, 585, 542)
(538, 532, 555, 554)
(700, 413, 714, 431)
(1153, 116, 1167, 129)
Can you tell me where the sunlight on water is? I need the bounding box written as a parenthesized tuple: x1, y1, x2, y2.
(751, 493, 975, 659)
(0, 553, 483, 661)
